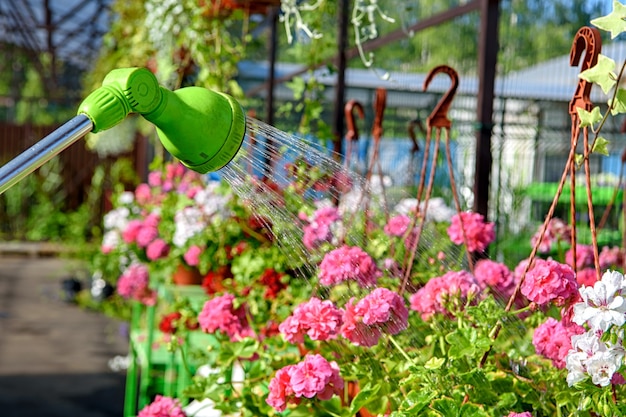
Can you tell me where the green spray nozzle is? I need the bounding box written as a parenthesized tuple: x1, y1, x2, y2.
(77, 67, 246, 173)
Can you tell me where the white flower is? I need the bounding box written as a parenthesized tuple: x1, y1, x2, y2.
(393, 197, 455, 223)
(101, 230, 121, 250)
(566, 331, 605, 386)
(573, 270, 626, 332)
(571, 331, 605, 357)
(566, 330, 625, 387)
(338, 188, 365, 214)
(425, 198, 456, 223)
(195, 183, 231, 218)
(118, 191, 135, 205)
(566, 351, 588, 386)
(173, 206, 206, 247)
(103, 207, 130, 231)
(586, 350, 622, 387)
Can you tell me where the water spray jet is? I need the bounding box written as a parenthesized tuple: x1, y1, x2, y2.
(0, 67, 247, 194)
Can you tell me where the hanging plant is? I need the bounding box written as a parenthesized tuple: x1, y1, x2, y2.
(279, 0, 395, 70)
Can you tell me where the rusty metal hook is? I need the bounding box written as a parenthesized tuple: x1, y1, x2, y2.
(345, 99, 365, 141)
(423, 65, 459, 129)
(407, 118, 425, 153)
(372, 88, 387, 142)
(569, 26, 601, 116)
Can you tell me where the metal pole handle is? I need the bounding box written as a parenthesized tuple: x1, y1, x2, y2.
(0, 114, 93, 195)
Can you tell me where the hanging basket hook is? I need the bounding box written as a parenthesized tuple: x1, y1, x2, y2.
(569, 26, 601, 116)
(344, 99, 365, 141)
(423, 65, 459, 129)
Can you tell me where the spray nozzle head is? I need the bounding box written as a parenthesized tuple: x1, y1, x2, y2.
(77, 67, 246, 173)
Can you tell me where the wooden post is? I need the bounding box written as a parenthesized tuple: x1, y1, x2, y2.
(332, 0, 350, 157)
(473, 0, 500, 218)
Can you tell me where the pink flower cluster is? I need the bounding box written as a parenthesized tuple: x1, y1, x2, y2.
(302, 206, 341, 250)
(506, 412, 532, 417)
(148, 162, 204, 196)
(409, 270, 481, 320)
(280, 289, 408, 348)
(116, 263, 156, 305)
(384, 214, 411, 237)
(530, 217, 571, 253)
(599, 245, 625, 270)
(520, 259, 578, 306)
(576, 267, 598, 287)
(565, 244, 595, 271)
(473, 259, 515, 298)
(122, 212, 170, 261)
(198, 293, 254, 341)
(318, 245, 381, 287)
(533, 317, 584, 369)
(138, 395, 186, 417)
(266, 354, 344, 412)
(279, 297, 343, 343)
(446, 211, 495, 253)
(183, 245, 203, 266)
(342, 287, 408, 347)
(133, 162, 204, 214)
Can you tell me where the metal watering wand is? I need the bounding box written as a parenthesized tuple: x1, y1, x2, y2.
(0, 67, 247, 195)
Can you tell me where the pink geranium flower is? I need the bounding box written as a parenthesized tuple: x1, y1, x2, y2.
(266, 366, 298, 412)
(599, 246, 625, 270)
(146, 238, 170, 261)
(138, 395, 186, 417)
(473, 259, 515, 298)
(183, 245, 203, 266)
(446, 211, 495, 253)
(147, 171, 162, 187)
(565, 244, 595, 271)
(318, 245, 381, 287)
(279, 297, 343, 343)
(576, 267, 598, 287)
(198, 293, 254, 341)
(302, 206, 341, 250)
(266, 354, 343, 412)
(122, 219, 143, 244)
(533, 317, 584, 369)
(136, 225, 159, 248)
(520, 259, 578, 306)
(530, 217, 571, 254)
(117, 263, 156, 306)
(384, 214, 411, 237)
(341, 287, 408, 347)
(135, 183, 153, 205)
(409, 270, 481, 320)
(506, 412, 532, 417)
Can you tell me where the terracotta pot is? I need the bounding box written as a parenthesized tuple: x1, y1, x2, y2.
(172, 264, 203, 285)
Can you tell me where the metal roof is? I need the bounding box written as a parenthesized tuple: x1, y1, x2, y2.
(239, 39, 626, 104)
(0, 0, 112, 69)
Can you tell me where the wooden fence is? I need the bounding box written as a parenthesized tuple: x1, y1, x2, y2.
(0, 122, 101, 210)
(0, 122, 149, 242)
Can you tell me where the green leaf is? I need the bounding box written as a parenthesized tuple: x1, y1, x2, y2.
(578, 54, 616, 94)
(575, 153, 584, 168)
(349, 383, 381, 416)
(592, 137, 610, 156)
(446, 330, 475, 359)
(459, 403, 490, 417)
(591, 1, 626, 39)
(399, 390, 437, 414)
(577, 106, 603, 128)
(610, 88, 626, 115)
(424, 357, 445, 370)
(432, 398, 459, 416)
